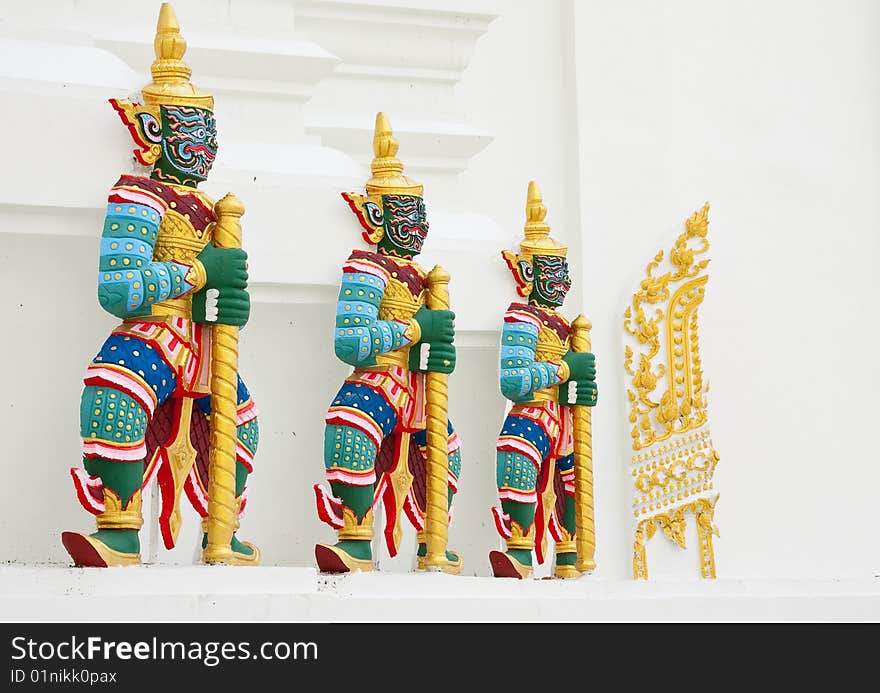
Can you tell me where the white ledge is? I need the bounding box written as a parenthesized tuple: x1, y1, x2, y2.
(0, 37, 139, 91)
(305, 118, 494, 174)
(1, 565, 877, 622)
(94, 32, 340, 101)
(296, 0, 497, 33)
(295, 0, 497, 84)
(332, 63, 465, 85)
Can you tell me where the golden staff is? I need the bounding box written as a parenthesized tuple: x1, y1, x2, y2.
(570, 314, 596, 572)
(423, 265, 451, 570)
(202, 193, 244, 564)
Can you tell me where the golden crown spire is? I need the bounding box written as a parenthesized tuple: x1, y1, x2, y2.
(519, 180, 567, 258)
(524, 180, 549, 240)
(141, 3, 213, 109)
(365, 112, 423, 197)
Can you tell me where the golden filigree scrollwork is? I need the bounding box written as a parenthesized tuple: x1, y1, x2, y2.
(624, 203, 711, 451)
(625, 203, 721, 580)
(632, 496, 719, 579)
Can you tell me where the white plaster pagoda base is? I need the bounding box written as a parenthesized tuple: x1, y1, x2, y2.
(1, 565, 877, 622)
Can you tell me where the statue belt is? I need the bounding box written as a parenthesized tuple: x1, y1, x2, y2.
(529, 384, 559, 404)
(373, 346, 411, 370)
(150, 295, 192, 319)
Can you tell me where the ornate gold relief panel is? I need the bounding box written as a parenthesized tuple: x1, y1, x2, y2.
(624, 204, 721, 579)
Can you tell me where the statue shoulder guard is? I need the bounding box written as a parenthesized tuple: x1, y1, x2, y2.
(507, 302, 570, 362)
(347, 250, 427, 321)
(114, 175, 215, 264)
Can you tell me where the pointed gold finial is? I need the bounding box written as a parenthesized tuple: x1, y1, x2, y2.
(519, 180, 566, 258)
(524, 180, 549, 240)
(372, 112, 399, 163)
(364, 112, 423, 197)
(152, 3, 188, 77)
(142, 3, 213, 109)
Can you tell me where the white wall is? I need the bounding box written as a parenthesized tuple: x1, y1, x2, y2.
(0, 0, 876, 585)
(572, 0, 880, 579)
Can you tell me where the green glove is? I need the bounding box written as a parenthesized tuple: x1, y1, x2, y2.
(409, 305, 456, 374)
(427, 342, 456, 374)
(192, 287, 251, 327)
(408, 339, 457, 374)
(561, 350, 595, 381)
(558, 351, 597, 407)
(559, 379, 598, 407)
(412, 305, 455, 345)
(191, 243, 250, 326)
(197, 243, 249, 292)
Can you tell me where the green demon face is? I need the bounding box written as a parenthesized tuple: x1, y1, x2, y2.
(377, 194, 429, 259)
(153, 105, 218, 187)
(530, 254, 571, 307)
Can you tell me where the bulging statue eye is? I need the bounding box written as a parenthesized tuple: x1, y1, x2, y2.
(197, 129, 205, 139)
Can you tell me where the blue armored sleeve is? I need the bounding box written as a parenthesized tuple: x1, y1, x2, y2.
(333, 255, 419, 367)
(97, 186, 199, 319)
(499, 309, 567, 403)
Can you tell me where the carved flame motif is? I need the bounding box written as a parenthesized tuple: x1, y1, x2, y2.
(624, 203, 721, 580)
(624, 203, 712, 450)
